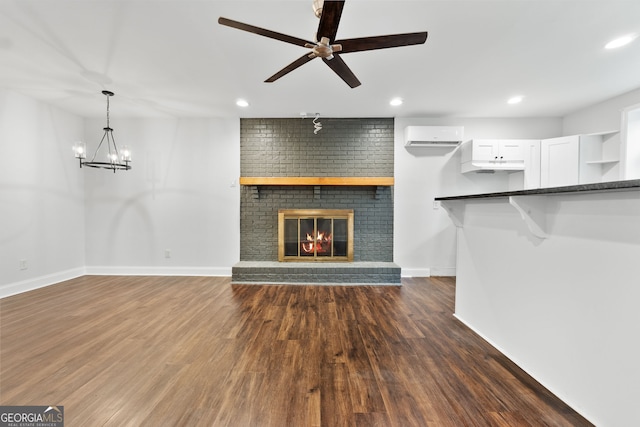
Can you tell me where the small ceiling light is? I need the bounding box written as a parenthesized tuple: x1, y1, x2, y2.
(236, 99, 249, 107)
(390, 97, 403, 106)
(507, 95, 524, 105)
(605, 34, 637, 49)
(73, 90, 131, 173)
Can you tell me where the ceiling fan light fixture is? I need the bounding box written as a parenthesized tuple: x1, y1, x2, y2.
(312, 0, 324, 18)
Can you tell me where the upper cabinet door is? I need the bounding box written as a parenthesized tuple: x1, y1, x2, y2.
(523, 140, 541, 189)
(471, 139, 525, 162)
(498, 140, 526, 162)
(460, 139, 528, 173)
(541, 136, 580, 187)
(471, 140, 499, 161)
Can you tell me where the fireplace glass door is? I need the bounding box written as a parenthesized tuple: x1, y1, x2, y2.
(279, 209, 353, 261)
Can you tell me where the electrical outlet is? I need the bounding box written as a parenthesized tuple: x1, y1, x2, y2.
(164, 249, 171, 259)
(19, 259, 28, 270)
(433, 201, 441, 210)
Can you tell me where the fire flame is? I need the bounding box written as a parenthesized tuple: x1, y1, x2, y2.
(301, 230, 332, 254)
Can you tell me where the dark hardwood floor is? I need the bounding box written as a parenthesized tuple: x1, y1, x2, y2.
(0, 276, 592, 426)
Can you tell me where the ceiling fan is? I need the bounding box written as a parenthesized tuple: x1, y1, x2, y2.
(218, 0, 428, 88)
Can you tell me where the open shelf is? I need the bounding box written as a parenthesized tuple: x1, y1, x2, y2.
(580, 131, 621, 183)
(585, 159, 619, 165)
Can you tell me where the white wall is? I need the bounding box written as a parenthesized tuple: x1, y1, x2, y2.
(1, 92, 240, 294)
(393, 117, 562, 276)
(83, 117, 240, 275)
(0, 89, 85, 297)
(563, 87, 640, 135)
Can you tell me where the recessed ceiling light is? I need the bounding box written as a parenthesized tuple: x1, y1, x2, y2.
(236, 99, 249, 107)
(390, 97, 403, 106)
(507, 95, 524, 105)
(605, 34, 637, 49)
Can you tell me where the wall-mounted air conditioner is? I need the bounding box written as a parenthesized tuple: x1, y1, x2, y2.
(405, 126, 464, 148)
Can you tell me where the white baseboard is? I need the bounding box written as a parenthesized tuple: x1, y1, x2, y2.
(401, 268, 431, 277)
(1, 266, 450, 298)
(84, 266, 232, 277)
(430, 267, 456, 276)
(400, 267, 457, 278)
(0, 267, 86, 299)
(1, 266, 233, 299)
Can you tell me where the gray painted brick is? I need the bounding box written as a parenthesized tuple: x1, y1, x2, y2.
(240, 118, 395, 264)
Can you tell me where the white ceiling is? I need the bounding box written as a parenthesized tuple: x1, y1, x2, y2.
(1, 0, 639, 119)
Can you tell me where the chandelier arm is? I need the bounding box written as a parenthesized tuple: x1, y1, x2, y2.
(108, 130, 119, 157)
(90, 131, 109, 163)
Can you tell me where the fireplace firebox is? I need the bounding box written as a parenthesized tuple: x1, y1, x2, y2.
(278, 209, 354, 262)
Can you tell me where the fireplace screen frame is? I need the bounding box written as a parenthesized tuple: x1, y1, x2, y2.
(278, 209, 354, 262)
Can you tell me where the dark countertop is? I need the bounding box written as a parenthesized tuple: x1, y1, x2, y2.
(435, 179, 640, 201)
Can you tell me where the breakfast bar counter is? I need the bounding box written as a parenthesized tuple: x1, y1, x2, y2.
(435, 178, 640, 200)
(435, 180, 640, 426)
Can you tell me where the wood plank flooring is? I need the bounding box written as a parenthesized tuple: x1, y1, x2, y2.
(0, 276, 592, 426)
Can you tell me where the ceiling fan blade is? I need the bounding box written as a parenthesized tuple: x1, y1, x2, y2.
(265, 54, 315, 83)
(218, 17, 313, 47)
(338, 32, 428, 53)
(317, 1, 345, 43)
(322, 55, 361, 88)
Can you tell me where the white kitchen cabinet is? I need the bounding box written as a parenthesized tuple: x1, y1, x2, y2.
(540, 131, 620, 187)
(540, 136, 580, 187)
(460, 139, 527, 173)
(523, 140, 541, 189)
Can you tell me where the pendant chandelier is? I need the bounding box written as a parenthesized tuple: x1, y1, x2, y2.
(73, 90, 131, 172)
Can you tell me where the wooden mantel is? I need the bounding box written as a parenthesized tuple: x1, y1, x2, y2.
(239, 177, 394, 186)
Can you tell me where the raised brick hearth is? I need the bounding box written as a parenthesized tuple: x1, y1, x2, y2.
(232, 261, 400, 285)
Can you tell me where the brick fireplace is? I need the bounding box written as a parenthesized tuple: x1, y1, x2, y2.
(231, 118, 401, 285)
